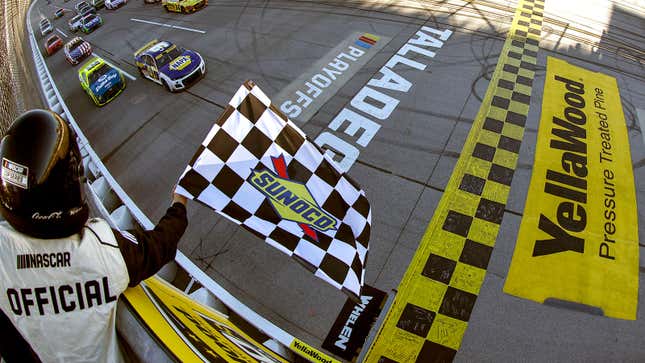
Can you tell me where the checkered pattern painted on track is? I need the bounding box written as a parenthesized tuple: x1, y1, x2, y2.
(364, 0, 545, 362)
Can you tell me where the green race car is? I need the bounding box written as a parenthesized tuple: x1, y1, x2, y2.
(78, 57, 126, 106)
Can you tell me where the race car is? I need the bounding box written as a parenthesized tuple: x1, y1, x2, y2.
(90, 0, 105, 9)
(68, 14, 83, 32)
(162, 0, 207, 13)
(78, 57, 126, 106)
(79, 14, 102, 33)
(105, 0, 127, 9)
(64, 37, 92, 65)
(44, 35, 64, 55)
(78, 4, 96, 18)
(134, 39, 205, 92)
(39, 19, 53, 36)
(54, 8, 65, 18)
(75, 1, 91, 12)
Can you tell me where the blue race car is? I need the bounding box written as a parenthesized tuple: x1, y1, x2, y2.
(80, 14, 102, 33)
(134, 39, 205, 92)
(79, 57, 126, 106)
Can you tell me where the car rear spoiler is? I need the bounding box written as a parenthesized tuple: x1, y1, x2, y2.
(134, 39, 159, 57)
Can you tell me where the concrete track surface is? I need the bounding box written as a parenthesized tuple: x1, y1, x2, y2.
(28, 0, 644, 360)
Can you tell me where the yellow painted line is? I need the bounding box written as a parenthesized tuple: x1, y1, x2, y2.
(504, 57, 639, 320)
(363, 0, 545, 361)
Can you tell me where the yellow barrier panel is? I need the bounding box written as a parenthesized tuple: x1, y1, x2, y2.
(122, 276, 289, 362)
(290, 338, 341, 363)
(504, 57, 639, 320)
(363, 0, 545, 361)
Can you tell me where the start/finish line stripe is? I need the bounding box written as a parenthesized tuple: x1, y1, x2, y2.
(363, 0, 545, 362)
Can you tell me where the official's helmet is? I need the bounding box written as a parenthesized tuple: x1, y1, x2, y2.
(0, 109, 89, 238)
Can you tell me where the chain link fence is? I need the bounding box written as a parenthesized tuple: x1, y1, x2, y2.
(1, 0, 42, 135)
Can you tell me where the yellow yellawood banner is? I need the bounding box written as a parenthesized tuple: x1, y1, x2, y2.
(504, 57, 639, 319)
(290, 338, 341, 363)
(122, 276, 288, 362)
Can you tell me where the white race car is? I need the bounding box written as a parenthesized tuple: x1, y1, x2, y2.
(68, 14, 83, 32)
(105, 0, 127, 9)
(39, 20, 53, 37)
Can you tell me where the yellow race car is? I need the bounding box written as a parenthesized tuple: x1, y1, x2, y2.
(162, 0, 207, 13)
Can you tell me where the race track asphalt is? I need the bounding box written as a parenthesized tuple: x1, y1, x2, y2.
(29, 0, 645, 360)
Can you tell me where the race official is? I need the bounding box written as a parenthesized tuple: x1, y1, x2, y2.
(0, 109, 188, 362)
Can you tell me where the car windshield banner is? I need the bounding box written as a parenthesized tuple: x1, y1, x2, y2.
(176, 80, 372, 301)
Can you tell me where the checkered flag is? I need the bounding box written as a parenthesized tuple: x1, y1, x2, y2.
(176, 81, 371, 300)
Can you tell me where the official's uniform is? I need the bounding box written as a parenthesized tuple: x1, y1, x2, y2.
(0, 203, 187, 363)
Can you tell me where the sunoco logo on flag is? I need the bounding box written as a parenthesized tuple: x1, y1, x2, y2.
(176, 81, 371, 300)
(249, 155, 337, 239)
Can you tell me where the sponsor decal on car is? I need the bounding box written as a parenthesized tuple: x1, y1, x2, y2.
(168, 55, 191, 71)
(93, 71, 120, 94)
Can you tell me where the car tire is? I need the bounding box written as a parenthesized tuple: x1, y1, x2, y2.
(162, 80, 172, 92)
(164, 5, 170, 11)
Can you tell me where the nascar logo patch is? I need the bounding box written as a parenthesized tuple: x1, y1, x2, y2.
(2, 158, 28, 189)
(249, 155, 337, 240)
